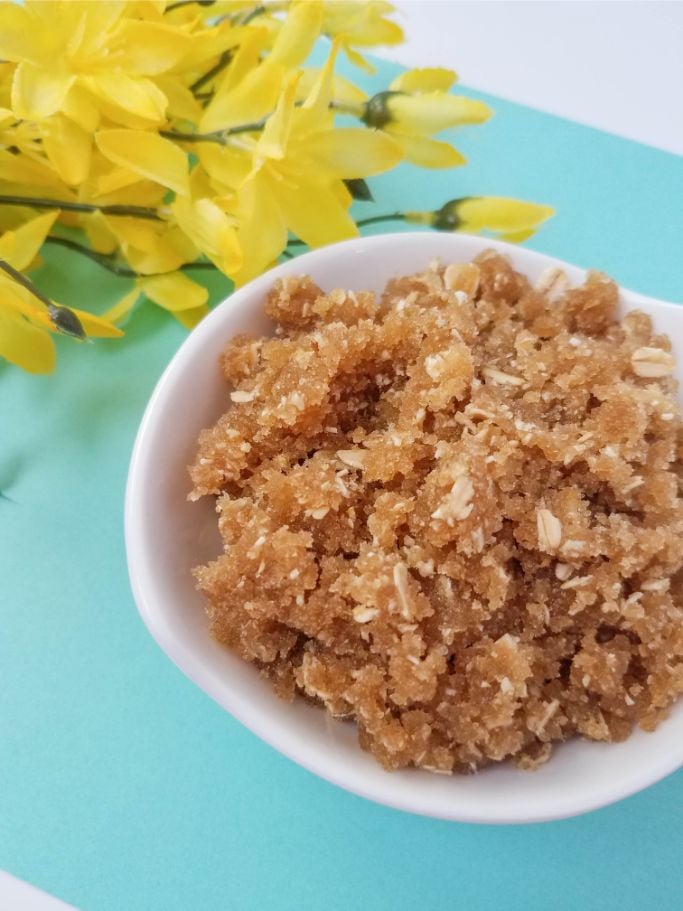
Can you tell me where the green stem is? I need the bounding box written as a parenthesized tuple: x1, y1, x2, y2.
(241, 4, 268, 24)
(44, 237, 139, 278)
(356, 213, 406, 228)
(287, 213, 406, 247)
(44, 235, 217, 279)
(160, 120, 266, 144)
(0, 257, 54, 310)
(191, 50, 233, 94)
(164, 99, 363, 146)
(330, 101, 365, 118)
(0, 194, 162, 221)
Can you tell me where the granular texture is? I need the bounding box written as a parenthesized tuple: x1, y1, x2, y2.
(190, 253, 683, 773)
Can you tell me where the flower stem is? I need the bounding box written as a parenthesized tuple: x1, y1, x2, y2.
(0, 194, 162, 221)
(356, 213, 406, 228)
(0, 257, 54, 310)
(44, 237, 139, 278)
(160, 121, 266, 144)
(191, 50, 233, 94)
(165, 99, 363, 145)
(287, 213, 406, 247)
(0, 257, 86, 339)
(44, 236, 217, 279)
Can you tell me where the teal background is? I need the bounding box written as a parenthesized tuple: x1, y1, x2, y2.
(1, 53, 682, 911)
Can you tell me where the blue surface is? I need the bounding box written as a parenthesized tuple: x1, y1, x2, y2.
(1, 53, 681, 911)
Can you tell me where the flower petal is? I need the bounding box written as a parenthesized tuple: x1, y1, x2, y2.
(83, 214, 118, 255)
(115, 20, 192, 75)
(304, 128, 402, 177)
(103, 217, 191, 275)
(341, 44, 376, 74)
(289, 40, 340, 138)
(198, 144, 252, 194)
(388, 93, 492, 136)
(172, 303, 210, 330)
(339, 16, 403, 48)
(257, 72, 300, 161)
(390, 67, 457, 93)
(297, 68, 367, 107)
(393, 133, 466, 169)
(139, 272, 209, 312)
(269, 0, 323, 68)
(70, 308, 124, 338)
(171, 197, 242, 275)
(0, 307, 56, 374)
(42, 114, 92, 186)
(0, 150, 73, 192)
(0, 212, 58, 271)
(154, 75, 202, 124)
(457, 197, 555, 232)
(0, 108, 15, 129)
(85, 73, 167, 125)
(62, 84, 101, 132)
(269, 168, 357, 249)
(96, 130, 190, 196)
(499, 228, 536, 244)
(232, 171, 287, 286)
(91, 166, 143, 198)
(11, 63, 75, 119)
(0, 3, 43, 64)
(200, 61, 283, 133)
(101, 287, 141, 323)
(214, 26, 270, 95)
(178, 22, 247, 73)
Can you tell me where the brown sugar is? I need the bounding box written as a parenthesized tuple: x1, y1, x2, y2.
(190, 252, 683, 773)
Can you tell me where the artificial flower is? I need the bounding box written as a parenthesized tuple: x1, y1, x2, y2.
(222, 46, 402, 283)
(0, 0, 190, 127)
(0, 0, 552, 374)
(0, 213, 121, 372)
(356, 68, 492, 168)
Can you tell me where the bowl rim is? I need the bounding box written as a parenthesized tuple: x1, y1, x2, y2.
(125, 231, 683, 824)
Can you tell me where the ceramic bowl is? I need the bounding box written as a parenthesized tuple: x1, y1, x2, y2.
(125, 232, 683, 823)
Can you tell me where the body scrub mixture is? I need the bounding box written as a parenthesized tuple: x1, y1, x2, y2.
(190, 253, 683, 773)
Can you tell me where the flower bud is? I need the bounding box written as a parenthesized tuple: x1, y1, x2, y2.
(361, 91, 405, 129)
(48, 304, 86, 340)
(431, 198, 468, 231)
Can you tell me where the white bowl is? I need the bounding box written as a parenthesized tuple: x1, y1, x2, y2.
(125, 232, 683, 823)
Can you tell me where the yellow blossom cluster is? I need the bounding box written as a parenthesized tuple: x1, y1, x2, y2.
(0, 0, 552, 373)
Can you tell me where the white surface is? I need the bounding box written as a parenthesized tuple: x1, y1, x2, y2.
(5, 1, 682, 904)
(0, 872, 78, 911)
(373, 1, 683, 155)
(126, 231, 683, 825)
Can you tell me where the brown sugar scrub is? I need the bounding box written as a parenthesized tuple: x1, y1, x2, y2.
(190, 252, 683, 773)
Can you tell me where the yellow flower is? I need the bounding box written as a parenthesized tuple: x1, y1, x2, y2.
(358, 68, 492, 168)
(0, 0, 554, 373)
(0, 277, 58, 373)
(322, 1, 403, 72)
(0, 211, 121, 372)
(407, 197, 555, 242)
(0, 0, 191, 127)
(220, 46, 402, 284)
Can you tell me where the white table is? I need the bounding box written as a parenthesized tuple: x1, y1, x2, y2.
(3, 2, 681, 908)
